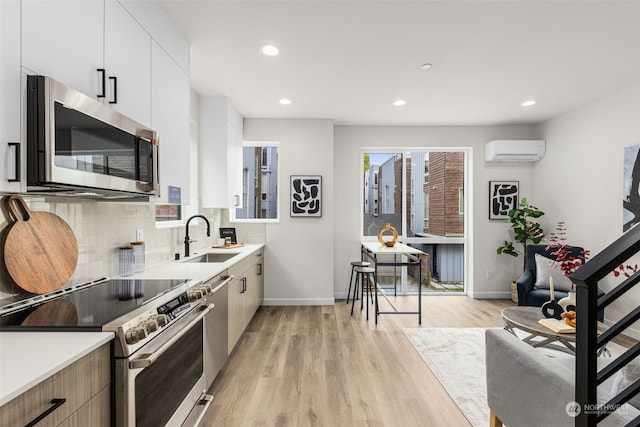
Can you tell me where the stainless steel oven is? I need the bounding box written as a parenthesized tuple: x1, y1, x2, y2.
(0, 277, 218, 427)
(26, 75, 160, 198)
(114, 302, 213, 427)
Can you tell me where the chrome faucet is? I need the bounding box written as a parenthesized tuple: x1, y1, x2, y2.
(184, 215, 211, 257)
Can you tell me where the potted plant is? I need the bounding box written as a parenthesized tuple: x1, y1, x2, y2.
(496, 197, 545, 303)
(496, 197, 545, 271)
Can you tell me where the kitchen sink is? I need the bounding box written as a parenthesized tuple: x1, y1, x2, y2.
(185, 253, 240, 263)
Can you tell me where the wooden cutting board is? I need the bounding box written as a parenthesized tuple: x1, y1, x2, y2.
(3, 195, 78, 294)
(212, 243, 245, 249)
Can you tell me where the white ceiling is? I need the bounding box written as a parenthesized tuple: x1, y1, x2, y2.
(158, 0, 640, 126)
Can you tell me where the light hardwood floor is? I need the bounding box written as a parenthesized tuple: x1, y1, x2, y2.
(202, 295, 515, 427)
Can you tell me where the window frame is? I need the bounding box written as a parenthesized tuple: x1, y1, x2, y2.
(360, 148, 471, 296)
(230, 140, 280, 223)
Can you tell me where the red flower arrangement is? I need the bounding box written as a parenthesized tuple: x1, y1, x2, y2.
(545, 222, 590, 277)
(547, 221, 638, 279)
(613, 264, 639, 278)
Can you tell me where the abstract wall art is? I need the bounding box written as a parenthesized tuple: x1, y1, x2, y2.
(489, 181, 519, 220)
(291, 175, 322, 217)
(623, 144, 640, 232)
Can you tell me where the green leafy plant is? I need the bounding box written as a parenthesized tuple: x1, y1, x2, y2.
(496, 197, 545, 270)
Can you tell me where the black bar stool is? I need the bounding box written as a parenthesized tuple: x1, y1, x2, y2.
(350, 266, 376, 320)
(346, 261, 370, 304)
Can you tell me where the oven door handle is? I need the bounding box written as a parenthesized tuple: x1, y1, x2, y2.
(129, 303, 214, 370)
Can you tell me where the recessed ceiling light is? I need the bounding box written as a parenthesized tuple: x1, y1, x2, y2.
(521, 100, 537, 107)
(393, 99, 406, 107)
(420, 63, 433, 70)
(261, 44, 279, 56)
(279, 98, 291, 105)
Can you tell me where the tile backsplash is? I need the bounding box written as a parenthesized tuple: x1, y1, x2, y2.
(0, 195, 264, 303)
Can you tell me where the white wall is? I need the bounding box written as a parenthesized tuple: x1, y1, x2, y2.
(535, 84, 640, 332)
(333, 125, 540, 300)
(243, 119, 335, 305)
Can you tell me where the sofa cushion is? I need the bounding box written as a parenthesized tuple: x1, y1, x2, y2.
(534, 253, 574, 292)
(611, 357, 640, 409)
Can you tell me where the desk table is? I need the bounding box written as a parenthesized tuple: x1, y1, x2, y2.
(361, 241, 426, 324)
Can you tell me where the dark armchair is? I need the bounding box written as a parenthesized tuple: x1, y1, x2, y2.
(516, 244, 605, 321)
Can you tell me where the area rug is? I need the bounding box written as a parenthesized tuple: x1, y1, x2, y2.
(402, 328, 491, 427)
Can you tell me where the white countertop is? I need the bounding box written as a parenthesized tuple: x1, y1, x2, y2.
(130, 243, 264, 283)
(0, 332, 114, 406)
(0, 243, 264, 407)
(361, 241, 425, 255)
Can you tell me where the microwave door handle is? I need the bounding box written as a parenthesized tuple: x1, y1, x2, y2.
(97, 69, 106, 98)
(129, 303, 214, 370)
(109, 76, 117, 104)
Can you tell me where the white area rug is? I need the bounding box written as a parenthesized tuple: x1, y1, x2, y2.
(402, 328, 491, 427)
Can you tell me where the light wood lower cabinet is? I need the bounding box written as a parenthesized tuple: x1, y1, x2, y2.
(0, 343, 111, 427)
(228, 250, 264, 353)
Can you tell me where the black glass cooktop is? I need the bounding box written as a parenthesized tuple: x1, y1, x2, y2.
(0, 278, 190, 330)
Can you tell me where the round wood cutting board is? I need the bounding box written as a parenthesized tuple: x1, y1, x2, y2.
(3, 195, 79, 294)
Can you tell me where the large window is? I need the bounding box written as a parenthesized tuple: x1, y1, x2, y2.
(362, 150, 468, 294)
(233, 142, 279, 221)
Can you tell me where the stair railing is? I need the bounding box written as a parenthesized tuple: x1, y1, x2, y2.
(570, 224, 640, 426)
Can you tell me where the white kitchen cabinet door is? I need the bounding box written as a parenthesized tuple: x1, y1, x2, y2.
(199, 97, 244, 208)
(104, 0, 151, 127)
(21, 0, 104, 99)
(0, 0, 22, 192)
(151, 41, 190, 204)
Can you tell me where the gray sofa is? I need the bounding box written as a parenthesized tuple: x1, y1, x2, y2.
(485, 328, 638, 427)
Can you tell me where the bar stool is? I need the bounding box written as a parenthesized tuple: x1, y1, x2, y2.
(346, 261, 370, 304)
(350, 266, 376, 320)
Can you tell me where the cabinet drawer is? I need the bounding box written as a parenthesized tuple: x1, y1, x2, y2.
(0, 343, 110, 427)
(57, 386, 110, 427)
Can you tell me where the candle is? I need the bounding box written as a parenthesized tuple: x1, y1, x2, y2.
(550, 276, 555, 301)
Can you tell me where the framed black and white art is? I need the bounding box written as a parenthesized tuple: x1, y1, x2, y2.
(489, 181, 519, 220)
(290, 175, 322, 217)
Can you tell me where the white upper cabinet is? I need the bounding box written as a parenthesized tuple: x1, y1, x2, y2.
(22, 0, 152, 127)
(103, 0, 151, 126)
(21, 0, 104, 100)
(0, 0, 22, 192)
(199, 97, 244, 208)
(152, 41, 190, 205)
(15, 0, 189, 200)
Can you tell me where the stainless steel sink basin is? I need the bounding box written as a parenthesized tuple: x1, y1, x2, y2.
(186, 253, 239, 263)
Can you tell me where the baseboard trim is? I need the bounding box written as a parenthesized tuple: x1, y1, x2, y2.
(468, 291, 512, 299)
(262, 298, 335, 306)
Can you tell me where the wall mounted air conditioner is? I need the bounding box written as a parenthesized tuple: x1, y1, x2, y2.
(484, 139, 546, 162)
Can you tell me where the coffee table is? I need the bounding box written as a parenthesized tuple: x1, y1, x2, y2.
(501, 306, 608, 355)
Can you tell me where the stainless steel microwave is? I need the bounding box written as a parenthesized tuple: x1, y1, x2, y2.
(26, 75, 160, 199)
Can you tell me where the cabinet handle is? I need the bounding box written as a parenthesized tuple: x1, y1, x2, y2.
(25, 398, 66, 427)
(7, 142, 20, 182)
(240, 277, 246, 293)
(109, 76, 118, 104)
(97, 68, 106, 98)
(257, 263, 263, 276)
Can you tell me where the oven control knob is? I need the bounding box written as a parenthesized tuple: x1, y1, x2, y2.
(187, 290, 203, 302)
(200, 283, 212, 294)
(134, 326, 148, 341)
(154, 314, 168, 327)
(125, 328, 140, 345)
(145, 318, 159, 333)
